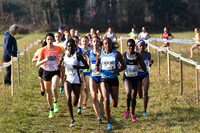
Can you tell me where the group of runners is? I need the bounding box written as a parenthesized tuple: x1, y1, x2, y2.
(31, 26, 200, 130)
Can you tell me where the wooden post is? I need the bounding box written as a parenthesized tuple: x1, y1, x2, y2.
(17, 56, 20, 86)
(167, 48, 171, 83)
(120, 36, 123, 53)
(33, 44, 35, 56)
(1, 62, 7, 110)
(147, 43, 150, 52)
(158, 51, 160, 75)
(196, 68, 199, 105)
(180, 58, 183, 95)
(24, 46, 26, 76)
(28, 45, 31, 71)
(11, 56, 14, 96)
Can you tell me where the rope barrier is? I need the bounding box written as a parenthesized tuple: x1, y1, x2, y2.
(149, 38, 200, 45)
(0, 39, 40, 70)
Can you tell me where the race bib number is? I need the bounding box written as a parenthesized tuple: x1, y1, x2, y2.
(125, 65, 138, 77)
(101, 56, 115, 70)
(46, 60, 57, 71)
(91, 64, 100, 76)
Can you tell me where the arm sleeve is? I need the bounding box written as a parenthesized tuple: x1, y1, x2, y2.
(12, 39, 18, 57)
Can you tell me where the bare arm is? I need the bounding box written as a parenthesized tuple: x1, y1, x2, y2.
(75, 53, 89, 69)
(36, 56, 49, 67)
(32, 55, 38, 62)
(103, 32, 107, 39)
(169, 34, 174, 40)
(112, 51, 126, 73)
(147, 33, 151, 39)
(138, 33, 141, 39)
(148, 52, 154, 65)
(114, 33, 118, 42)
(95, 52, 101, 72)
(57, 52, 65, 68)
(136, 54, 146, 72)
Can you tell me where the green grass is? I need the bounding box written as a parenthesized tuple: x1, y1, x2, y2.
(0, 32, 200, 132)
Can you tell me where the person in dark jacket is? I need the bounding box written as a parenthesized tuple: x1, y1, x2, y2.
(2, 24, 19, 86)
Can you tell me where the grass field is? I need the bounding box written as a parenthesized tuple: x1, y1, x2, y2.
(0, 31, 200, 132)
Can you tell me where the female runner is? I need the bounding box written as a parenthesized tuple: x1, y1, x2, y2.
(89, 36, 103, 123)
(96, 38, 126, 130)
(36, 33, 63, 118)
(123, 39, 146, 121)
(137, 41, 154, 117)
(60, 38, 89, 127)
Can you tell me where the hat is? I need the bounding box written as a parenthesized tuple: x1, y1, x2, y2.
(58, 26, 64, 31)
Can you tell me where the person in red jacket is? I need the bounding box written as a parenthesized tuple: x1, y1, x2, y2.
(160, 27, 174, 56)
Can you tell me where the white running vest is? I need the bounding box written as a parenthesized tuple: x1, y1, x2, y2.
(64, 51, 81, 84)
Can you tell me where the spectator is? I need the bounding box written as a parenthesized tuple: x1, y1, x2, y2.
(2, 24, 19, 86)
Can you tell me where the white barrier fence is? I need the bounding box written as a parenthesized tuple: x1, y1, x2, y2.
(147, 39, 199, 105)
(119, 36, 200, 105)
(0, 39, 40, 109)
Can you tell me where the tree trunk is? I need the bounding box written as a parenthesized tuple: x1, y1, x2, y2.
(29, 0, 36, 25)
(43, 10, 48, 24)
(0, 0, 4, 24)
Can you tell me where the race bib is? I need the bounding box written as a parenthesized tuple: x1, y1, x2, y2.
(46, 60, 57, 71)
(91, 64, 100, 76)
(46, 55, 57, 71)
(101, 56, 115, 70)
(125, 65, 138, 77)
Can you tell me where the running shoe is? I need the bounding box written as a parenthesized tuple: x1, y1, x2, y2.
(131, 115, 137, 122)
(124, 110, 130, 119)
(49, 110, 54, 118)
(106, 123, 112, 130)
(70, 120, 76, 127)
(164, 54, 167, 57)
(77, 108, 82, 115)
(41, 91, 45, 96)
(98, 118, 102, 124)
(104, 114, 106, 118)
(83, 104, 87, 110)
(60, 86, 64, 94)
(143, 112, 148, 117)
(54, 102, 59, 113)
(189, 56, 193, 59)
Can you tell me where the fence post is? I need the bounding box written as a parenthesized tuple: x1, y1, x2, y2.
(196, 68, 199, 105)
(180, 56, 183, 95)
(28, 44, 31, 71)
(158, 50, 160, 75)
(24, 46, 26, 76)
(1, 62, 7, 110)
(167, 47, 171, 83)
(11, 56, 14, 96)
(33, 43, 35, 56)
(17, 56, 20, 86)
(120, 36, 123, 53)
